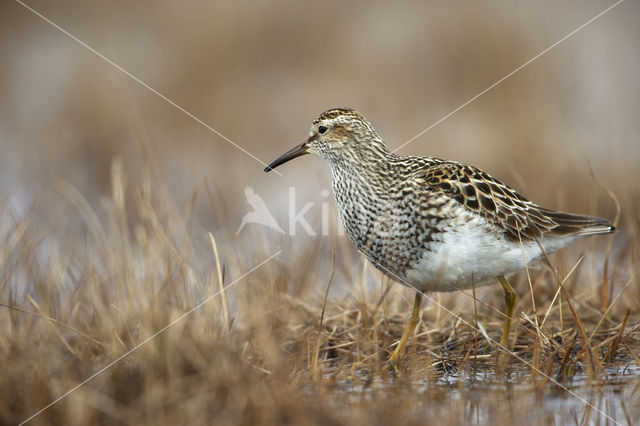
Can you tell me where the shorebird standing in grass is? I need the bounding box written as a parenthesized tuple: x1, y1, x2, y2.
(265, 108, 615, 366)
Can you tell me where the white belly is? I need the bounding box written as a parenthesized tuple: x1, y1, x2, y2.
(403, 216, 575, 293)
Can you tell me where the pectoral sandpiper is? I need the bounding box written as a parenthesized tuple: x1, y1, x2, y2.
(265, 108, 614, 365)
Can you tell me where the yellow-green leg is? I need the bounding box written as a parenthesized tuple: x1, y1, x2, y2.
(389, 292, 422, 366)
(498, 275, 516, 348)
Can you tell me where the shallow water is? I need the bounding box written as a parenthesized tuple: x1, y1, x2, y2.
(319, 359, 640, 425)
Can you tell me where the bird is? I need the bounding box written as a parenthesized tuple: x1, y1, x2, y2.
(236, 186, 285, 235)
(264, 107, 615, 366)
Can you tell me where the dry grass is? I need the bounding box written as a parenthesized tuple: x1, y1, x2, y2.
(1, 153, 639, 426)
(2, 3, 640, 424)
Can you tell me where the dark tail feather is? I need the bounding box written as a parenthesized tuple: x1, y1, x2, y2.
(539, 208, 615, 237)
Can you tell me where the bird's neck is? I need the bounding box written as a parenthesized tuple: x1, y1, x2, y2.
(327, 137, 395, 172)
(328, 143, 399, 200)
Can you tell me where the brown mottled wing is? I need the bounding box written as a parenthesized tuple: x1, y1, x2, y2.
(420, 161, 613, 241)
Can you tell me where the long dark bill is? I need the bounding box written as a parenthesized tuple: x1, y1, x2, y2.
(264, 141, 308, 172)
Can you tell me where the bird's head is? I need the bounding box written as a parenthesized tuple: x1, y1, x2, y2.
(264, 108, 390, 172)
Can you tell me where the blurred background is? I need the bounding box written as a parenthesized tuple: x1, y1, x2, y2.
(3, 3, 640, 423)
(0, 0, 638, 292)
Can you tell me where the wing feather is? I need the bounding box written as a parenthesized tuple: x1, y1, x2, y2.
(419, 161, 614, 241)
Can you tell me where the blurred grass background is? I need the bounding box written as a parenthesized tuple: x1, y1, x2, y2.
(1, 1, 639, 424)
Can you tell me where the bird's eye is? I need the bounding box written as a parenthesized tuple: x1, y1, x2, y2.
(318, 126, 328, 134)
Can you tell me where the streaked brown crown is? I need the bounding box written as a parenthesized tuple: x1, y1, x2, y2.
(312, 107, 366, 125)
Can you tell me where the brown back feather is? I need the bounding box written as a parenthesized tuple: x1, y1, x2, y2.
(421, 162, 614, 242)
